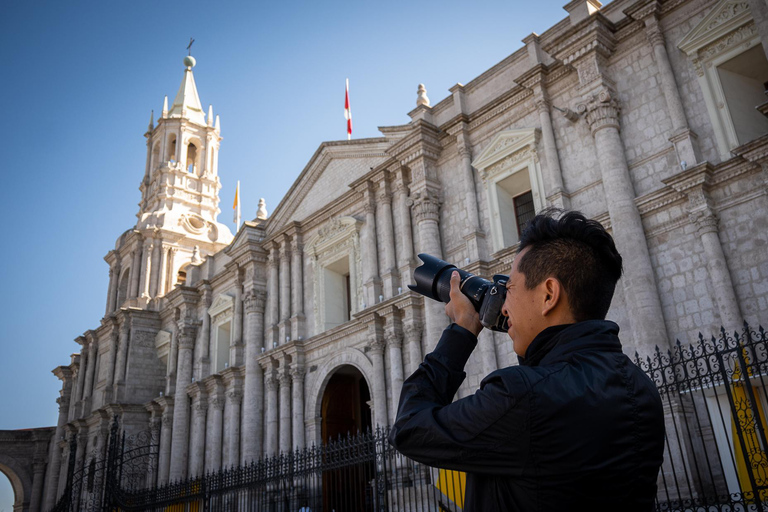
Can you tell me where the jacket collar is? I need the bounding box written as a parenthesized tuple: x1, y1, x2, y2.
(519, 320, 622, 367)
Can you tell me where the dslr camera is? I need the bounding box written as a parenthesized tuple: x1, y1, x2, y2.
(408, 254, 510, 332)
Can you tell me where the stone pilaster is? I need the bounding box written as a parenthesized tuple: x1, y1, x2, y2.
(278, 238, 291, 343)
(149, 240, 161, 299)
(73, 338, 88, 408)
(375, 176, 399, 297)
(157, 245, 169, 298)
(157, 398, 174, 485)
(29, 460, 46, 512)
(188, 385, 208, 477)
(204, 383, 225, 472)
(129, 245, 142, 299)
(290, 233, 305, 340)
(576, 87, 668, 353)
(278, 368, 292, 453)
(385, 324, 404, 425)
(264, 364, 279, 455)
(664, 164, 742, 331)
(268, 245, 280, 347)
(477, 329, 498, 377)
(197, 284, 212, 379)
(242, 288, 266, 463)
(361, 181, 383, 306)
(103, 325, 118, 404)
(168, 322, 196, 480)
(82, 332, 96, 413)
(291, 365, 305, 451)
(410, 181, 446, 355)
(225, 388, 242, 467)
(364, 315, 388, 426)
(403, 320, 423, 376)
(106, 260, 119, 314)
(628, 0, 700, 166)
(112, 320, 131, 401)
(455, 127, 488, 260)
(392, 166, 415, 290)
(231, 269, 244, 366)
(166, 320, 179, 396)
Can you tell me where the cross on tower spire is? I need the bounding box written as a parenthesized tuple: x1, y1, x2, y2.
(187, 38, 195, 56)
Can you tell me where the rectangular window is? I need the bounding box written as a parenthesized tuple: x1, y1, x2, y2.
(215, 321, 231, 373)
(717, 45, 768, 146)
(323, 256, 351, 330)
(513, 190, 535, 236)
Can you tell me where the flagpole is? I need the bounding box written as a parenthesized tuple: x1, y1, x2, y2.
(345, 78, 352, 141)
(233, 180, 241, 231)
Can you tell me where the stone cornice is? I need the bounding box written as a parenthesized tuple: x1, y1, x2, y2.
(386, 120, 442, 166)
(544, 12, 617, 66)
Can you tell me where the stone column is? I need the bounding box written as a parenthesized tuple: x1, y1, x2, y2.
(73, 430, 87, 478)
(279, 369, 292, 453)
(205, 391, 224, 472)
(157, 246, 169, 298)
(291, 365, 305, 451)
(157, 400, 174, 485)
(189, 389, 208, 477)
(535, 98, 569, 208)
(455, 129, 489, 259)
(149, 241, 162, 298)
(369, 335, 388, 427)
(376, 178, 399, 297)
(578, 90, 668, 353)
(226, 389, 242, 467)
(146, 415, 161, 488)
(242, 288, 266, 463)
(197, 285, 212, 378)
(361, 182, 382, 306)
(665, 166, 742, 331)
(404, 321, 423, 376)
(112, 321, 130, 401)
(106, 262, 119, 315)
(166, 321, 179, 395)
(279, 240, 291, 343)
(166, 247, 177, 292)
(82, 335, 96, 410)
(268, 246, 280, 347)
(393, 167, 415, 288)
(74, 341, 88, 406)
(477, 329, 498, 376)
(129, 245, 142, 299)
(290, 235, 305, 340)
(410, 184, 446, 354)
(139, 239, 154, 300)
(43, 391, 70, 511)
(169, 323, 196, 481)
(385, 328, 404, 425)
(265, 366, 279, 455)
(29, 460, 46, 512)
(104, 327, 118, 403)
(232, 270, 244, 366)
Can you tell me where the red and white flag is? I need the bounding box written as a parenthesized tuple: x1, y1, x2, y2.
(344, 78, 352, 140)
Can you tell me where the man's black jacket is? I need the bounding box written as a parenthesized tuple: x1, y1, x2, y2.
(389, 320, 665, 511)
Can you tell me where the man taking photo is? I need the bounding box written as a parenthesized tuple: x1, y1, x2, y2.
(389, 209, 665, 511)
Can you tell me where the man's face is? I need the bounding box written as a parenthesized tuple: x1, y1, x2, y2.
(501, 247, 544, 357)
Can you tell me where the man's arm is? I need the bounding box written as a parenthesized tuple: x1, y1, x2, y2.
(388, 323, 530, 476)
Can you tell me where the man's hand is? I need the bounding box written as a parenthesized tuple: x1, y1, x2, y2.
(445, 271, 483, 337)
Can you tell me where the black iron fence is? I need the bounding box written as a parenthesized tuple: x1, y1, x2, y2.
(51, 323, 768, 511)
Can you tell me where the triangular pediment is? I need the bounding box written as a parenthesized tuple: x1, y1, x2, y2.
(208, 294, 234, 317)
(678, 0, 753, 55)
(472, 128, 539, 171)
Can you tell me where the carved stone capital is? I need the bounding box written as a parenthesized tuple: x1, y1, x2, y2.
(226, 390, 243, 404)
(290, 366, 305, 383)
(208, 396, 225, 411)
(404, 323, 422, 343)
(178, 324, 197, 350)
(244, 289, 267, 313)
(410, 188, 441, 224)
(689, 207, 719, 235)
(385, 330, 403, 349)
(279, 371, 292, 387)
(369, 338, 386, 355)
(265, 374, 278, 392)
(576, 89, 621, 136)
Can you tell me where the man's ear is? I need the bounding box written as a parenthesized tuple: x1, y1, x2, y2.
(540, 277, 562, 317)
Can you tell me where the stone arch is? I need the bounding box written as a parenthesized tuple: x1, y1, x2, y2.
(0, 454, 31, 512)
(306, 347, 375, 446)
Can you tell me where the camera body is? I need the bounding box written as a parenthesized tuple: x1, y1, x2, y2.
(408, 254, 509, 332)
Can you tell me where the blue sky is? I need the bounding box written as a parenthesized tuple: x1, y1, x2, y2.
(0, 0, 594, 506)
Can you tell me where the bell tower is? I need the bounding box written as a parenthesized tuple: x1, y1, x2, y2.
(103, 54, 234, 313)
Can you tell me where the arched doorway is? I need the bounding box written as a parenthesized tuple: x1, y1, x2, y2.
(321, 365, 372, 442)
(320, 365, 373, 512)
(0, 462, 27, 512)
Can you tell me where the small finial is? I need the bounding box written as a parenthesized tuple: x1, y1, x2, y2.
(257, 198, 268, 220)
(192, 245, 202, 264)
(207, 105, 214, 127)
(162, 96, 168, 118)
(148, 110, 154, 131)
(183, 55, 196, 68)
(416, 84, 430, 107)
(215, 115, 220, 133)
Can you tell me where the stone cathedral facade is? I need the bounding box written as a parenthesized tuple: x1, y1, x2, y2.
(4, 0, 768, 510)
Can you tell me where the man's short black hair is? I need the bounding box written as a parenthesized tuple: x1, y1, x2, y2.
(517, 208, 623, 322)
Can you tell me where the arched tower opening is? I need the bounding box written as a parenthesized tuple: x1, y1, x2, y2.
(167, 135, 177, 162)
(186, 143, 198, 174)
(117, 268, 130, 307)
